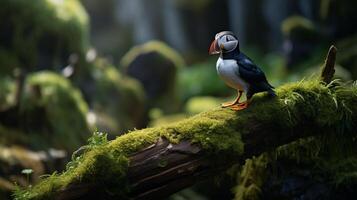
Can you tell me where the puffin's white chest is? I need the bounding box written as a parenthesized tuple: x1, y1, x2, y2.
(216, 57, 248, 91)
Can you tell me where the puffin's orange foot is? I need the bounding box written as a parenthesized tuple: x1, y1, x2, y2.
(230, 102, 248, 111)
(221, 102, 236, 108)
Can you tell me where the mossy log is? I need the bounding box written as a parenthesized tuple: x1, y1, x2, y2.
(15, 79, 357, 200)
(15, 47, 357, 200)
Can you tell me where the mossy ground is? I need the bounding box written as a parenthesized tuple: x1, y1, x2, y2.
(14, 80, 357, 199)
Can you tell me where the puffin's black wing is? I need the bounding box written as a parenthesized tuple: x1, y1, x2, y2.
(236, 57, 266, 81)
(235, 54, 274, 90)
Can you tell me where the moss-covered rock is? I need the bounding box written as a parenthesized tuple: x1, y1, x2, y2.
(281, 16, 317, 41)
(19, 71, 90, 151)
(281, 16, 321, 68)
(77, 58, 146, 135)
(14, 79, 357, 199)
(120, 41, 185, 113)
(0, 0, 89, 74)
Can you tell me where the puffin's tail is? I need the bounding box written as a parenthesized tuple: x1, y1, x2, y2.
(263, 81, 276, 97)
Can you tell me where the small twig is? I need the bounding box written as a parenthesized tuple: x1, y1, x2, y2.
(321, 45, 337, 84)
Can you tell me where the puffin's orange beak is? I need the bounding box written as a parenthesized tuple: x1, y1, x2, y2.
(209, 39, 220, 55)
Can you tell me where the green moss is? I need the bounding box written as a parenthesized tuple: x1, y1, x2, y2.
(234, 82, 357, 199)
(20, 71, 90, 151)
(0, 0, 89, 74)
(15, 80, 357, 199)
(234, 154, 270, 200)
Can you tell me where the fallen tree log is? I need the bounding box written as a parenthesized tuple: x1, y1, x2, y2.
(14, 47, 357, 200)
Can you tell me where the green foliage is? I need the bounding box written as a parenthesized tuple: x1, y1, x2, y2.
(14, 80, 357, 199)
(178, 60, 231, 101)
(87, 132, 108, 147)
(0, 0, 89, 73)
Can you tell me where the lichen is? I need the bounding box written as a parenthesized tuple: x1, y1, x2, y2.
(14, 80, 357, 199)
(0, 0, 89, 74)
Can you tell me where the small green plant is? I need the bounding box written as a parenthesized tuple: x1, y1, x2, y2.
(87, 132, 108, 147)
(66, 132, 109, 170)
(21, 169, 33, 185)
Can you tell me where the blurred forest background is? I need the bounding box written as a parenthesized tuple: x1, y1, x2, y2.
(0, 0, 357, 199)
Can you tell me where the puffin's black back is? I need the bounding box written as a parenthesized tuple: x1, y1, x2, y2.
(221, 48, 275, 97)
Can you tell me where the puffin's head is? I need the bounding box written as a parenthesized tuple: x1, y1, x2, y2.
(209, 31, 239, 55)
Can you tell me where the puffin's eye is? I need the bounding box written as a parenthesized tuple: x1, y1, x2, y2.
(226, 35, 235, 42)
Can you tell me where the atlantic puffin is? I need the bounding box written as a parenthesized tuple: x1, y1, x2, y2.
(209, 31, 275, 111)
